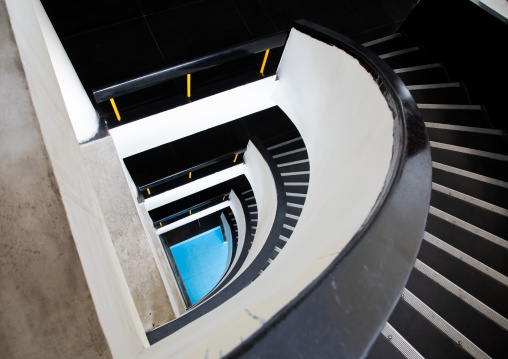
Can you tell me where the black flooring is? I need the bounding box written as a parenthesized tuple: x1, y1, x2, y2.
(41, 0, 418, 122)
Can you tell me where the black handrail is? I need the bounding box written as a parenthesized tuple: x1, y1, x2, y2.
(93, 32, 287, 103)
(139, 148, 246, 192)
(225, 20, 431, 359)
(154, 193, 229, 227)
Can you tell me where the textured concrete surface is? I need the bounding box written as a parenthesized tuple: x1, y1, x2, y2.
(81, 137, 175, 331)
(0, 1, 112, 357)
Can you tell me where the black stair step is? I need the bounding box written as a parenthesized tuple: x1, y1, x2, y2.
(284, 216, 299, 228)
(285, 195, 306, 206)
(280, 226, 294, 239)
(406, 268, 508, 358)
(388, 299, 473, 359)
(365, 334, 407, 359)
(396, 64, 450, 85)
(432, 165, 508, 210)
(283, 183, 309, 194)
(426, 213, 508, 277)
(417, 240, 508, 318)
(427, 128, 508, 155)
(272, 149, 308, 165)
(363, 33, 414, 56)
(419, 107, 491, 127)
(268, 138, 305, 156)
(430, 147, 508, 182)
(280, 173, 309, 183)
(430, 189, 508, 239)
(381, 47, 429, 69)
(277, 161, 310, 174)
(409, 84, 470, 104)
(285, 205, 303, 217)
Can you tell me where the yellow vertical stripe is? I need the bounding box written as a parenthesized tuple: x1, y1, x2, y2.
(189, 172, 192, 178)
(110, 98, 121, 121)
(260, 49, 270, 75)
(147, 188, 151, 195)
(233, 154, 238, 162)
(187, 74, 191, 97)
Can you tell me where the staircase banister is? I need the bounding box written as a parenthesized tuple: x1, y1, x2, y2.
(223, 20, 432, 358)
(93, 32, 287, 103)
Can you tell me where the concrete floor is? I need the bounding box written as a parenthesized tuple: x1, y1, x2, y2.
(0, 1, 111, 357)
(81, 136, 176, 331)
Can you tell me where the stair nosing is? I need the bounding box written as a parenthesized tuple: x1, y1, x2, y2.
(430, 141, 508, 161)
(433, 161, 508, 189)
(414, 259, 508, 330)
(400, 288, 490, 359)
(362, 33, 402, 47)
(425, 123, 503, 135)
(381, 322, 425, 359)
(423, 231, 508, 286)
(429, 206, 508, 249)
(432, 182, 508, 217)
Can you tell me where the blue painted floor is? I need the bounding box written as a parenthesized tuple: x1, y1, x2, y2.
(170, 226, 229, 305)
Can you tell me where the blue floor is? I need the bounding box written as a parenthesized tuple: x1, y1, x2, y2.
(170, 226, 229, 305)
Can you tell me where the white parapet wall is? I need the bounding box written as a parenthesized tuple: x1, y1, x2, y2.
(140, 28, 394, 359)
(33, 0, 99, 142)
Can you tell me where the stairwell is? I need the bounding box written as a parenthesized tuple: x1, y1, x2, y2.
(364, 32, 508, 359)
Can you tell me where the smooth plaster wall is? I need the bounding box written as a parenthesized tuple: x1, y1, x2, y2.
(132, 28, 394, 359)
(81, 136, 175, 331)
(34, 1, 98, 142)
(109, 76, 277, 159)
(0, 1, 111, 357)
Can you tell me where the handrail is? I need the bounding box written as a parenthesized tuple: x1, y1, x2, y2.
(223, 20, 431, 359)
(93, 32, 287, 103)
(154, 192, 229, 227)
(147, 136, 288, 344)
(139, 148, 246, 192)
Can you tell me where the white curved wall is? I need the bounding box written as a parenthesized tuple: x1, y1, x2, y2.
(231, 140, 277, 279)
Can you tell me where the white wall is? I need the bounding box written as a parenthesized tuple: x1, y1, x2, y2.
(230, 140, 277, 280)
(34, 1, 98, 142)
(110, 77, 278, 159)
(136, 28, 394, 359)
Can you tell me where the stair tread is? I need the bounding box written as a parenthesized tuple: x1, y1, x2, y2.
(431, 189, 508, 239)
(396, 64, 450, 85)
(431, 147, 508, 182)
(410, 84, 471, 104)
(365, 334, 407, 359)
(388, 299, 473, 359)
(426, 213, 508, 277)
(406, 268, 508, 358)
(419, 107, 491, 128)
(427, 127, 508, 155)
(432, 165, 508, 209)
(418, 240, 508, 318)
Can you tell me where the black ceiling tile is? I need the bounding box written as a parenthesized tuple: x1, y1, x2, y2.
(136, 0, 204, 15)
(232, 0, 277, 39)
(145, 0, 252, 64)
(41, 0, 142, 38)
(62, 18, 166, 93)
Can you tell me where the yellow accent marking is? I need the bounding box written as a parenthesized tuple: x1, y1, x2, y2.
(189, 172, 192, 179)
(147, 188, 151, 195)
(187, 74, 191, 97)
(233, 154, 238, 162)
(110, 98, 121, 121)
(223, 196, 225, 201)
(159, 222, 162, 226)
(189, 210, 192, 215)
(260, 49, 270, 76)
